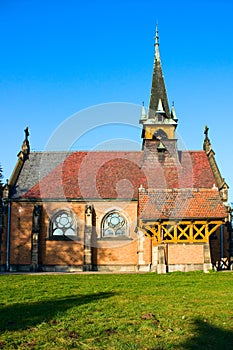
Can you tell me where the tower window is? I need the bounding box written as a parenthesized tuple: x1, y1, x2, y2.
(157, 114, 164, 122)
(153, 129, 168, 140)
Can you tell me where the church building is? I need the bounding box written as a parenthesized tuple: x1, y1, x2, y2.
(0, 29, 232, 273)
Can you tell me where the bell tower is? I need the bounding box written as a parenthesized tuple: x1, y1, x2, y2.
(140, 26, 178, 153)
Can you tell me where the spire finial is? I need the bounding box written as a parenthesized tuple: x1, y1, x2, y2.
(140, 101, 147, 122)
(203, 125, 212, 153)
(204, 125, 209, 139)
(24, 126, 29, 141)
(171, 101, 178, 123)
(17, 126, 30, 160)
(154, 23, 160, 61)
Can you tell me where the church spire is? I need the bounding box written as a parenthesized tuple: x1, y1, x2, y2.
(140, 28, 178, 145)
(155, 24, 160, 62)
(149, 25, 170, 120)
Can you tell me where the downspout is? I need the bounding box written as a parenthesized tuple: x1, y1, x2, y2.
(220, 224, 224, 269)
(6, 201, 11, 272)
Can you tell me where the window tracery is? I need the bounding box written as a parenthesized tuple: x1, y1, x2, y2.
(50, 210, 77, 239)
(102, 211, 127, 237)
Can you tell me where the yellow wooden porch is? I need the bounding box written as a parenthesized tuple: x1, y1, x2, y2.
(139, 219, 224, 245)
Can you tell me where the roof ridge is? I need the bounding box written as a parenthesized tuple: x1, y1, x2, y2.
(181, 150, 206, 153)
(142, 188, 219, 193)
(30, 150, 143, 154)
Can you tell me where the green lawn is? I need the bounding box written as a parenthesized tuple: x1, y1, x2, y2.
(0, 271, 232, 349)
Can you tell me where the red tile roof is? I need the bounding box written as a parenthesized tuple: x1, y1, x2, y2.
(23, 152, 147, 199)
(21, 150, 218, 200)
(138, 188, 227, 220)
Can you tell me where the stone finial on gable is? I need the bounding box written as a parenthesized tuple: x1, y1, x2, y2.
(203, 126, 229, 202)
(8, 127, 31, 189)
(203, 125, 213, 155)
(17, 127, 30, 161)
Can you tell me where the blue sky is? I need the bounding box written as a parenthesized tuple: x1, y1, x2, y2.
(1, 0, 233, 201)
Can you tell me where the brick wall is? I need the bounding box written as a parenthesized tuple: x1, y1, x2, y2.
(7, 201, 86, 267)
(96, 240, 138, 266)
(39, 202, 85, 266)
(43, 241, 83, 265)
(167, 243, 204, 265)
(93, 201, 139, 266)
(10, 202, 35, 265)
(143, 237, 152, 264)
(4, 200, 229, 272)
(7, 200, 140, 269)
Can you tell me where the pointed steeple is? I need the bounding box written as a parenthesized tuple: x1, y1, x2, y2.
(140, 101, 147, 122)
(149, 25, 170, 120)
(140, 29, 178, 148)
(156, 98, 165, 113)
(171, 102, 178, 122)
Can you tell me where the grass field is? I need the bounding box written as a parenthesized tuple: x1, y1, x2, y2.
(0, 271, 232, 349)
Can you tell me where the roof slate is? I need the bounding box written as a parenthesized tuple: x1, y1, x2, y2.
(19, 151, 146, 199)
(11, 149, 218, 201)
(11, 152, 72, 198)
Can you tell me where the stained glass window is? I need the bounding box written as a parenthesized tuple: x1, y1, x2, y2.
(50, 211, 77, 238)
(102, 212, 127, 237)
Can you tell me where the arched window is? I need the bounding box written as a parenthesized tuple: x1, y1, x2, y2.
(49, 210, 77, 240)
(153, 129, 168, 140)
(102, 211, 127, 238)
